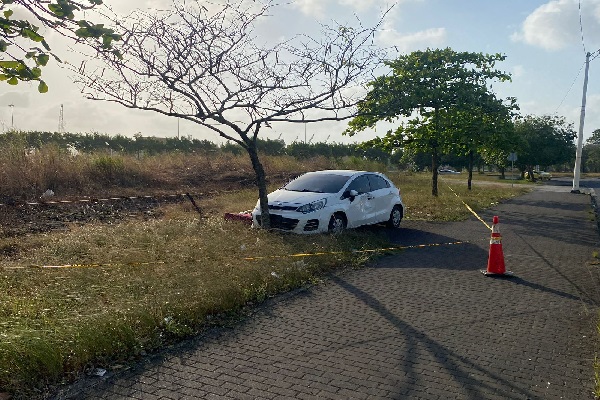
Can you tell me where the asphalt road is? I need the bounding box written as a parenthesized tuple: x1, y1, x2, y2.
(545, 175, 600, 190)
(52, 182, 600, 400)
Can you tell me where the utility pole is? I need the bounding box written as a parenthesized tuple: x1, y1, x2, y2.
(304, 123, 307, 144)
(573, 52, 591, 192)
(58, 104, 65, 133)
(8, 104, 14, 129)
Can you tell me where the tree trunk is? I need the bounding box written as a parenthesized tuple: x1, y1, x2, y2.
(247, 143, 271, 228)
(431, 107, 440, 197)
(431, 147, 439, 196)
(499, 166, 505, 179)
(467, 150, 474, 190)
(526, 165, 536, 182)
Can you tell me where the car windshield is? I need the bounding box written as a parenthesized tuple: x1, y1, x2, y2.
(283, 173, 351, 193)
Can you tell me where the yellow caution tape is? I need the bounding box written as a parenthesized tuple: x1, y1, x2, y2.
(3, 241, 472, 269)
(0, 193, 204, 207)
(242, 240, 469, 261)
(442, 180, 492, 230)
(0, 261, 167, 270)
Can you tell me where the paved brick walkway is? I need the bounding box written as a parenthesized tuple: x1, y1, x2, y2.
(53, 188, 600, 399)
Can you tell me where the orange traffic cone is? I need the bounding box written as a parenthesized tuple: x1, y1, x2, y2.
(481, 216, 513, 277)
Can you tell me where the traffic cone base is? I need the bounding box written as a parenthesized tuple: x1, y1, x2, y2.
(480, 269, 514, 277)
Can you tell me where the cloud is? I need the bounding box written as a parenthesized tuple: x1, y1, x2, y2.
(289, 0, 326, 18)
(512, 0, 600, 51)
(370, 1, 445, 52)
(290, 0, 407, 20)
(0, 92, 30, 109)
(512, 65, 525, 79)
(339, 0, 377, 12)
(377, 27, 446, 52)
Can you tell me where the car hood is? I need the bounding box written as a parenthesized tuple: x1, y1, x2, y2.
(268, 189, 332, 206)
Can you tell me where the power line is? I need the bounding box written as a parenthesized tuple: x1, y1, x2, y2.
(579, 0, 587, 55)
(590, 48, 600, 61)
(555, 47, 600, 113)
(555, 62, 585, 113)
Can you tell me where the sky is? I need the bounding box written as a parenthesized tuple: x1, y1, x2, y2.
(1, 0, 600, 146)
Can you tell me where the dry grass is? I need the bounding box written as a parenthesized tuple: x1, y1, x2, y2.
(0, 143, 532, 398)
(388, 172, 530, 221)
(0, 142, 393, 202)
(0, 206, 387, 397)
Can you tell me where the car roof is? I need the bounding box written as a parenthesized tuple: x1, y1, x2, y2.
(306, 170, 366, 177)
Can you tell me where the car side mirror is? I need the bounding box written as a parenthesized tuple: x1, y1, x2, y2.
(343, 189, 359, 202)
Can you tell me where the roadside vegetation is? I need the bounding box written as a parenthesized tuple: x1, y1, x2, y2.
(0, 137, 530, 398)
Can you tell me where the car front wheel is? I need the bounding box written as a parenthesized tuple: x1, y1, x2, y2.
(328, 214, 346, 234)
(387, 205, 402, 228)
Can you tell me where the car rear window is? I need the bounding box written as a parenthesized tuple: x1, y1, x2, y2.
(283, 173, 350, 193)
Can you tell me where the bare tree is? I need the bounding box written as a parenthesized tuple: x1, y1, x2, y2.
(75, 0, 385, 228)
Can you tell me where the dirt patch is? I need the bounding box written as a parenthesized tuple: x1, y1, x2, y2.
(0, 195, 191, 238)
(0, 170, 298, 239)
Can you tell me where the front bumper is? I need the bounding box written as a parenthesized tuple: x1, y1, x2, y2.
(252, 210, 330, 234)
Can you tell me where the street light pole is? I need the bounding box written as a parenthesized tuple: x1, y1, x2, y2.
(573, 52, 591, 192)
(8, 104, 14, 129)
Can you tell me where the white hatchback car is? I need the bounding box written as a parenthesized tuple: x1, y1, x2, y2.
(252, 170, 404, 234)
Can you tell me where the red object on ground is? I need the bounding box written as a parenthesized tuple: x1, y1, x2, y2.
(482, 216, 513, 277)
(224, 212, 253, 224)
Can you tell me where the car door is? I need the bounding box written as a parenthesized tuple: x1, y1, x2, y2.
(344, 174, 376, 227)
(366, 174, 394, 223)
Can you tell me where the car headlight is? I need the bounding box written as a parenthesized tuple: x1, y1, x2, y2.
(296, 198, 327, 214)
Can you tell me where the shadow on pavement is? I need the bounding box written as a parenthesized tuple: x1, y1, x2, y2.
(330, 275, 537, 399)
(511, 228, 600, 306)
(508, 277, 596, 305)
(370, 228, 489, 272)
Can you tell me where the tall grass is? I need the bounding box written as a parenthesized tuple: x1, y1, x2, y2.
(0, 143, 150, 199)
(0, 138, 389, 201)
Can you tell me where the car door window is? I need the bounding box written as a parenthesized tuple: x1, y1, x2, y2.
(346, 175, 370, 194)
(367, 174, 390, 191)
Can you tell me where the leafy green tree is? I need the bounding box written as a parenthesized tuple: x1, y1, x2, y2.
(479, 128, 521, 179)
(582, 144, 600, 173)
(445, 94, 517, 189)
(582, 128, 600, 172)
(256, 138, 286, 156)
(0, 0, 120, 92)
(586, 129, 600, 145)
(345, 48, 511, 196)
(513, 115, 576, 180)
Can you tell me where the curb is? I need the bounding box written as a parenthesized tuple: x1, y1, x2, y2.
(589, 188, 600, 235)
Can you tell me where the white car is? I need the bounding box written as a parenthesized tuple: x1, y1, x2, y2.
(525, 170, 552, 180)
(252, 170, 404, 234)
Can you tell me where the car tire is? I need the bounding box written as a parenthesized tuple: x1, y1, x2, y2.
(387, 205, 402, 228)
(328, 214, 346, 234)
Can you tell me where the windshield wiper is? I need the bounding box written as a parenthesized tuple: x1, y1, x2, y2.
(284, 188, 324, 193)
